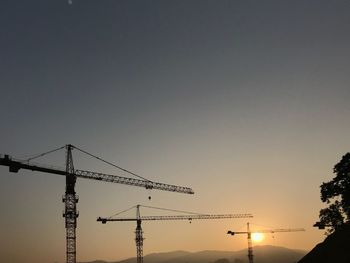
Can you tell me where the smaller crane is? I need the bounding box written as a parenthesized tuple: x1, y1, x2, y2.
(98, 205, 253, 263)
(227, 222, 305, 263)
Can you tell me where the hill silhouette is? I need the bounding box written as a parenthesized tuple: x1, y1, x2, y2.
(81, 245, 306, 263)
(298, 223, 350, 263)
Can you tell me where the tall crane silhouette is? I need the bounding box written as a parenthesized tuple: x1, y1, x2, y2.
(0, 145, 194, 263)
(227, 222, 305, 263)
(97, 204, 253, 263)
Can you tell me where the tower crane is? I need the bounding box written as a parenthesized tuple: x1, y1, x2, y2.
(0, 145, 194, 263)
(97, 204, 253, 263)
(227, 222, 305, 263)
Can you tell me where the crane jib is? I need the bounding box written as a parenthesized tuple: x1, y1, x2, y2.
(0, 155, 194, 194)
(75, 169, 194, 194)
(97, 214, 253, 223)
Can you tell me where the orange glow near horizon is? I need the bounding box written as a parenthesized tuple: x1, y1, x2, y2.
(251, 232, 264, 242)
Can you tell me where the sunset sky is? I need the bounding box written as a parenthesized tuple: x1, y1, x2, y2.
(1, 1, 350, 263)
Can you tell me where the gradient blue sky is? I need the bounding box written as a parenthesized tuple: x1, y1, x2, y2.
(1, 1, 350, 263)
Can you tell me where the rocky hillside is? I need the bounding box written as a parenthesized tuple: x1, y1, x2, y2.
(298, 223, 350, 263)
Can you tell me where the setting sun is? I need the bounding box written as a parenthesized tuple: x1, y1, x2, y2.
(251, 232, 264, 242)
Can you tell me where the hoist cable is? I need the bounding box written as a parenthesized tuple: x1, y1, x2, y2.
(25, 145, 66, 162)
(72, 145, 151, 182)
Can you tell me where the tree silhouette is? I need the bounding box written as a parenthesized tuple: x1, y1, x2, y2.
(318, 153, 350, 233)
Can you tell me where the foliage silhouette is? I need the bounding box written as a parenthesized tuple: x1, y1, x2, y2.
(318, 153, 350, 233)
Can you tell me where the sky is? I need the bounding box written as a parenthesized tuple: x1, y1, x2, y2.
(1, 0, 350, 262)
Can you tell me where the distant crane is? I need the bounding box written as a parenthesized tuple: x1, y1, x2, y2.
(97, 205, 253, 263)
(0, 145, 194, 263)
(313, 221, 335, 229)
(313, 222, 327, 229)
(227, 222, 305, 263)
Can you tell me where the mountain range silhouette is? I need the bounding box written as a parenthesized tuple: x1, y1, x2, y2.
(80, 245, 306, 263)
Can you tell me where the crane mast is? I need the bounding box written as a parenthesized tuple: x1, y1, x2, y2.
(227, 222, 305, 263)
(98, 205, 253, 263)
(64, 145, 78, 263)
(0, 145, 194, 263)
(247, 223, 253, 263)
(135, 206, 143, 263)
